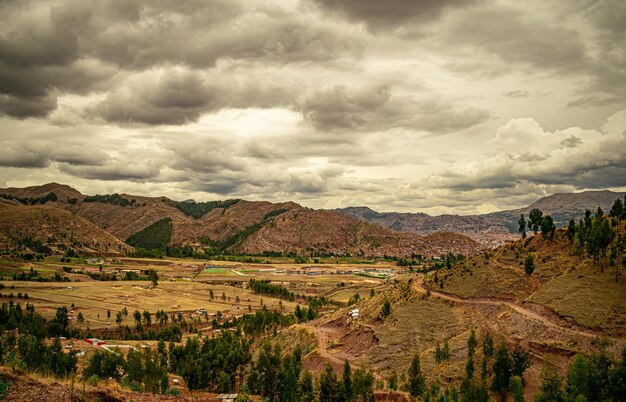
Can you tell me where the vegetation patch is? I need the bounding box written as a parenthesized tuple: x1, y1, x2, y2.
(126, 218, 172, 251)
(172, 199, 239, 219)
(0, 192, 57, 205)
(84, 193, 133, 206)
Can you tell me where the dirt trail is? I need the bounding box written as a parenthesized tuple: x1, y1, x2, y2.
(296, 323, 345, 367)
(413, 277, 597, 339)
(489, 253, 541, 295)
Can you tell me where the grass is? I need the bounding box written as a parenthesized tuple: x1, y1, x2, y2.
(438, 256, 532, 299)
(366, 295, 472, 381)
(529, 261, 626, 330)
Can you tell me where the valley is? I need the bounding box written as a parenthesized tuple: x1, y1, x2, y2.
(0, 184, 625, 401)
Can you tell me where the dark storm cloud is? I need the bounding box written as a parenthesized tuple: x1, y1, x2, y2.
(58, 163, 161, 181)
(444, 3, 626, 102)
(0, 138, 111, 170)
(301, 85, 490, 133)
(0, 0, 363, 119)
(0, 143, 50, 168)
(308, 0, 480, 31)
(89, 68, 296, 125)
(0, 94, 57, 119)
(447, 6, 588, 73)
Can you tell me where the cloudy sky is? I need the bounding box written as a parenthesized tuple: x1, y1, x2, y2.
(1, 0, 625, 215)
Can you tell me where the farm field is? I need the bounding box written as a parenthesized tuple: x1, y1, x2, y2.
(0, 255, 403, 330)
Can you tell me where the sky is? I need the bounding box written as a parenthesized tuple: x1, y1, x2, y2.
(1, 0, 625, 215)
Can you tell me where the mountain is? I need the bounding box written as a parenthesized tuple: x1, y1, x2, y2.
(0, 202, 132, 256)
(0, 183, 481, 258)
(336, 190, 626, 246)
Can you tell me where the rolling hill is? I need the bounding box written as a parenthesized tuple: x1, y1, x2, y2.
(0, 202, 132, 256)
(0, 183, 481, 258)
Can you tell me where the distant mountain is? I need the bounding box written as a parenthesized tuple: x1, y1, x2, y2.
(0, 183, 481, 258)
(336, 190, 626, 246)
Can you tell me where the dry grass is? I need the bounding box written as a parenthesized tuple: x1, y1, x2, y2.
(529, 261, 626, 331)
(438, 255, 532, 299)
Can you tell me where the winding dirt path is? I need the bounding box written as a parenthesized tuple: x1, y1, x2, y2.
(413, 277, 597, 339)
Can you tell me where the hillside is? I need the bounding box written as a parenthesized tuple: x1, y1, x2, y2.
(0, 183, 480, 257)
(299, 220, 626, 401)
(235, 209, 481, 257)
(337, 190, 626, 246)
(0, 202, 132, 256)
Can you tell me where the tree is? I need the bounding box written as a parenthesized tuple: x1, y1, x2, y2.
(566, 354, 590, 400)
(388, 371, 398, 391)
(518, 214, 526, 238)
(319, 363, 343, 402)
(142, 310, 151, 325)
(380, 299, 391, 318)
(509, 376, 524, 402)
(541, 215, 556, 240)
(567, 219, 577, 241)
(343, 360, 353, 401)
(524, 254, 534, 276)
(535, 357, 565, 402)
(352, 365, 375, 402)
(115, 311, 123, 326)
(529, 208, 543, 234)
(408, 353, 425, 397)
(77, 312, 84, 325)
(491, 341, 512, 399)
(610, 198, 624, 220)
(148, 269, 158, 287)
(482, 332, 494, 358)
(511, 345, 531, 381)
(299, 370, 315, 402)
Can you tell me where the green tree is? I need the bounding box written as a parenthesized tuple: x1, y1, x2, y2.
(518, 214, 527, 238)
(511, 345, 531, 381)
(133, 310, 141, 325)
(491, 341, 512, 399)
(541, 215, 556, 240)
(142, 310, 151, 325)
(509, 376, 524, 402)
(388, 371, 398, 391)
(115, 311, 123, 325)
(319, 363, 344, 402)
(566, 354, 590, 401)
(352, 365, 375, 402)
(148, 269, 159, 287)
(380, 299, 391, 318)
(529, 208, 543, 234)
(524, 254, 535, 276)
(299, 369, 315, 402)
(482, 332, 494, 357)
(610, 197, 624, 219)
(77, 312, 84, 325)
(567, 219, 577, 241)
(408, 353, 425, 397)
(535, 357, 565, 402)
(343, 360, 353, 401)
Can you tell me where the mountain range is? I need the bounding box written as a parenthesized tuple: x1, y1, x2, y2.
(1, 183, 623, 258)
(336, 190, 625, 246)
(0, 183, 480, 258)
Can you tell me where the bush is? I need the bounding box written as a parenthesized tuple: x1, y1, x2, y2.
(0, 379, 11, 400)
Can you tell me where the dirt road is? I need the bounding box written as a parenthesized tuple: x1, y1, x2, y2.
(413, 277, 597, 339)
